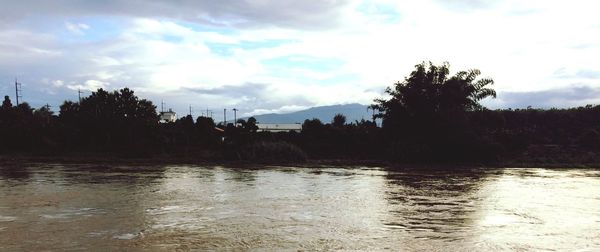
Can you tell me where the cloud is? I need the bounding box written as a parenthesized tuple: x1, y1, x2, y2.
(554, 68, 600, 80)
(574, 70, 600, 79)
(177, 82, 316, 116)
(1, 0, 600, 116)
(0, 29, 61, 65)
(52, 80, 64, 87)
(184, 83, 268, 97)
(432, 0, 497, 12)
(0, 0, 352, 29)
(485, 86, 600, 109)
(65, 22, 90, 35)
(66, 79, 109, 91)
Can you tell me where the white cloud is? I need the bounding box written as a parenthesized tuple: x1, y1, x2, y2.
(67, 80, 109, 91)
(65, 22, 90, 35)
(245, 105, 311, 117)
(1, 0, 600, 113)
(52, 80, 64, 87)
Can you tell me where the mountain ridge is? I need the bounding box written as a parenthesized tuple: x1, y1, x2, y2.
(243, 103, 374, 124)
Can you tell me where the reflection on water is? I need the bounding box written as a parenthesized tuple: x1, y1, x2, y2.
(1, 164, 599, 250)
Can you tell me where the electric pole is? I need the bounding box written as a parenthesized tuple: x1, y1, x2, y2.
(189, 105, 192, 117)
(78, 89, 83, 103)
(14, 78, 22, 106)
(223, 108, 227, 125)
(233, 108, 238, 126)
(43, 104, 51, 123)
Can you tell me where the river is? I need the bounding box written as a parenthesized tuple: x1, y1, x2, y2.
(1, 164, 599, 250)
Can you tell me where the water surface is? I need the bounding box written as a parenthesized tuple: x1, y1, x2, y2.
(1, 164, 599, 250)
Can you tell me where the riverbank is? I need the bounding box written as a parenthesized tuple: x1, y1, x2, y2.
(2, 153, 600, 169)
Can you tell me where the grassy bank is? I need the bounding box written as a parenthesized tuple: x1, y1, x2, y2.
(2, 152, 600, 169)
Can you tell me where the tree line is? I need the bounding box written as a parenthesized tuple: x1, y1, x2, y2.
(2, 62, 600, 164)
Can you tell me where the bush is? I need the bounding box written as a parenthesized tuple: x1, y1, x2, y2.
(578, 129, 600, 149)
(238, 141, 307, 163)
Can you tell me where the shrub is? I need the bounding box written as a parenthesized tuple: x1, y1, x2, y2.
(238, 141, 307, 163)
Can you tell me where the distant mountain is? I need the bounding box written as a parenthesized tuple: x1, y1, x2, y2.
(245, 103, 375, 124)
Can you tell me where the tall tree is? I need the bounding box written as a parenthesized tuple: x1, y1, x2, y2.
(245, 117, 258, 132)
(58, 88, 158, 152)
(371, 62, 497, 161)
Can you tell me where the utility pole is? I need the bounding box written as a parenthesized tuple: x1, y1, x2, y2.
(14, 78, 22, 106)
(78, 89, 83, 103)
(43, 103, 51, 123)
(233, 108, 238, 126)
(189, 105, 192, 117)
(223, 108, 227, 125)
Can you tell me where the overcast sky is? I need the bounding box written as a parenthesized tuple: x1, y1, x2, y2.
(0, 0, 599, 117)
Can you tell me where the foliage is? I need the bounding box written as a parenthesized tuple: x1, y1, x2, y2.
(55, 88, 158, 155)
(2, 96, 12, 109)
(332, 113, 346, 127)
(237, 141, 307, 162)
(2, 63, 600, 165)
(370, 62, 497, 161)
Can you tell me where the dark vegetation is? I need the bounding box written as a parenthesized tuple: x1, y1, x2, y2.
(2, 62, 600, 165)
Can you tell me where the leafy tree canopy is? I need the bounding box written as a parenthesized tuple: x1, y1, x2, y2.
(2, 96, 12, 109)
(332, 113, 346, 127)
(372, 62, 496, 126)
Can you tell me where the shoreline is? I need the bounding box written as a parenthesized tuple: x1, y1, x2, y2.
(1, 154, 600, 169)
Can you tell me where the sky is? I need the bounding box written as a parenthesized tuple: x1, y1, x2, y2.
(0, 0, 599, 117)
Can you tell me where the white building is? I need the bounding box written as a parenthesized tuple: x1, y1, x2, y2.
(256, 123, 302, 132)
(159, 109, 177, 123)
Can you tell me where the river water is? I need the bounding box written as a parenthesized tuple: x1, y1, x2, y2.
(1, 164, 599, 251)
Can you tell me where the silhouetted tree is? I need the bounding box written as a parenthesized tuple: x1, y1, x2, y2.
(332, 113, 346, 127)
(2, 96, 11, 109)
(245, 117, 258, 132)
(15, 103, 33, 116)
(372, 62, 497, 161)
(302, 118, 323, 134)
(4, 72, 600, 165)
(57, 88, 158, 154)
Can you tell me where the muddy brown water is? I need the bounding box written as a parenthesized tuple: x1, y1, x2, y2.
(1, 164, 599, 250)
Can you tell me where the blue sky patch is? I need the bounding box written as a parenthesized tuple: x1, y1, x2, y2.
(356, 2, 401, 22)
(207, 39, 296, 56)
